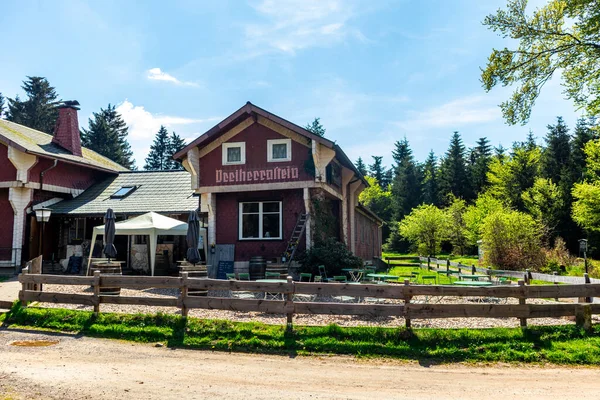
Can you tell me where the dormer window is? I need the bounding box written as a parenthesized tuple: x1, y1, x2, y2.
(267, 139, 291, 162)
(111, 186, 136, 198)
(222, 142, 246, 165)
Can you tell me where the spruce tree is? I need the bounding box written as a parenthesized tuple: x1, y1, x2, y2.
(422, 150, 439, 206)
(468, 137, 492, 196)
(6, 76, 59, 134)
(305, 117, 326, 137)
(355, 157, 367, 177)
(390, 138, 422, 220)
(145, 126, 171, 170)
(369, 156, 385, 185)
(438, 132, 472, 204)
(0, 92, 5, 119)
(81, 104, 135, 169)
(571, 116, 597, 183)
(166, 132, 186, 170)
(541, 116, 571, 185)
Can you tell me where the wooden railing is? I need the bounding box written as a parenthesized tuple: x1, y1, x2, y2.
(420, 256, 600, 284)
(17, 267, 600, 331)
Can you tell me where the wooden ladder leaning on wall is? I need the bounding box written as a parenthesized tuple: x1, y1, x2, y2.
(283, 213, 308, 267)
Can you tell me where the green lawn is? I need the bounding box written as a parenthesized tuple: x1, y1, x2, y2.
(2, 303, 600, 364)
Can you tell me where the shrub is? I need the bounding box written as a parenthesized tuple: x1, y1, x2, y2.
(299, 237, 363, 277)
(542, 238, 576, 273)
(481, 209, 546, 271)
(398, 204, 449, 256)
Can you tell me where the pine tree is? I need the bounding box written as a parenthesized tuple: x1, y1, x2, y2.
(81, 104, 135, 169)
(541, 116, 571, 185)
(438, 132, 472, 204)
(355, 157, 367, 177)
(422, 150, 439, 206)
(305, 117, 326, 137)
(6, 76, 59, 134)
(144, 126, 171, 170)
(382, 168, 393, 188)
(390, 138, 422, 220)
(571, 116, 597, 183)
(369, 156, 385, 185)
(166, 132, 186, 170)
(468, 137, 493, 196)
(0, 92, 5, 119)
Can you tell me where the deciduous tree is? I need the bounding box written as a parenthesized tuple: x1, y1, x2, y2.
(399, 204, 449, 256)
(482, 0, 600, 124)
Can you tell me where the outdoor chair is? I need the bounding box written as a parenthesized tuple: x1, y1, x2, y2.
(318, 265, 329, 281)
(362, 266, 377, 281)
(231, 272, 255, 299)
(313, 276, 322, 283)
(332, 275, 347, 283)
(265, 272, 280, 279)
(226, 273, 236, 280)
(299, 273, 312, 282)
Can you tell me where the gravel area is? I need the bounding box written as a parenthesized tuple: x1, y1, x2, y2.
(29, 283, 599, 329)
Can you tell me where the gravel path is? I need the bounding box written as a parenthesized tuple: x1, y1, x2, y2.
(30, 284, 595, 329)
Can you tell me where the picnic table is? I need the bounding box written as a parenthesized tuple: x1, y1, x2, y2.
(341, 268, 365, 282)
(367, 273, 399, 282)
(452, 280, 493, 287)
(458, 274, 491, 281)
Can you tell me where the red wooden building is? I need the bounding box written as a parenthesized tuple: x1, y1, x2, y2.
(0, 103, 126, 274)
(174, 102, 383, 263)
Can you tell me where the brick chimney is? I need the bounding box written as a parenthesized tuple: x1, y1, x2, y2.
(52, 100, 82, 157)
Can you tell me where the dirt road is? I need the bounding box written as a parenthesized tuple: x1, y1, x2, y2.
(1, 329, 599, 400)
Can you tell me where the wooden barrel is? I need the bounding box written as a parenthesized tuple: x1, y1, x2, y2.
(249, 256, 266, 280)
(91, 262, 122, 296)
(234, 261, 249, 276)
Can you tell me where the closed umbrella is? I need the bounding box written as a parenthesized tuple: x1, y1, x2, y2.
(103, 208, 117, 261)
(186, 210, 201, 265)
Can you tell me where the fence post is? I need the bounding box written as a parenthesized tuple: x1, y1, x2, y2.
(518, 280, 527, 328)
(524, 270, 530, 285)
(553, 272, 559, 301)
(93, 270, 100, 315)
(181, 272, 189, 318)
(403, 279, 412, 330)
(286, 276, 294, 332)
(20, 266, 29, 307)
(471, 265, 476, 275)
(575, 304, 592, 332)
(427, 257, 430, 270)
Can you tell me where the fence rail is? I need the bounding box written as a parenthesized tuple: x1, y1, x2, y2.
(17, 268, 600, 330)
(420, 256, 600, 284)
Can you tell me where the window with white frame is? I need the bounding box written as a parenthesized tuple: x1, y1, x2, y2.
(222, 142, 246, 165)
(239, 201, 282, 240)
(267, 139, 291, 162)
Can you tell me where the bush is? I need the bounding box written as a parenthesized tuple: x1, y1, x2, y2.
(481, 209, 546, 271)
(541, 238, 576, 274)
(398, 204, 449, 256)
(299, 238, 363, 277)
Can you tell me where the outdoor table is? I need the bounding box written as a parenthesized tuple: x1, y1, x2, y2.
(452, 280, 493, 286)
(421, 275, 437, 285)
(256, 279, 288, 300)
(458, 274, 490, 281)
(341, 268, 365, 282)
(367, 274, 399, 282)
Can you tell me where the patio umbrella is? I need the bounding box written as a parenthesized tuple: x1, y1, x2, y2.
(103, 208, 118, 261)
(186, 210, 201, 265)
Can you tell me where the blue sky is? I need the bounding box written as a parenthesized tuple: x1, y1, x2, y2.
(0, 0, 582, 169)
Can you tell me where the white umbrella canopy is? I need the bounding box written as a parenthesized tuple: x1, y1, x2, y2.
(87, 212, 203, 276)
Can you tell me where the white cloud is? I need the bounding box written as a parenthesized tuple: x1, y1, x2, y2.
(116, 100, 220, 167)
(245, 0, 365, 55)
(146, 67, 199, 87)
(397, 95, 501, 130)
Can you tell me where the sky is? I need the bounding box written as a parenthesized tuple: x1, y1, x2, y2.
(0, 0, 583, 169)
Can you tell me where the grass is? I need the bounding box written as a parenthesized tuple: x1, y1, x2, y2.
(2, 303, 600, 365)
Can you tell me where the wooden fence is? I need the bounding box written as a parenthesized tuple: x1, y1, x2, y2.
(17, 267, 600, 331)
(420, 256, 600, 284)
